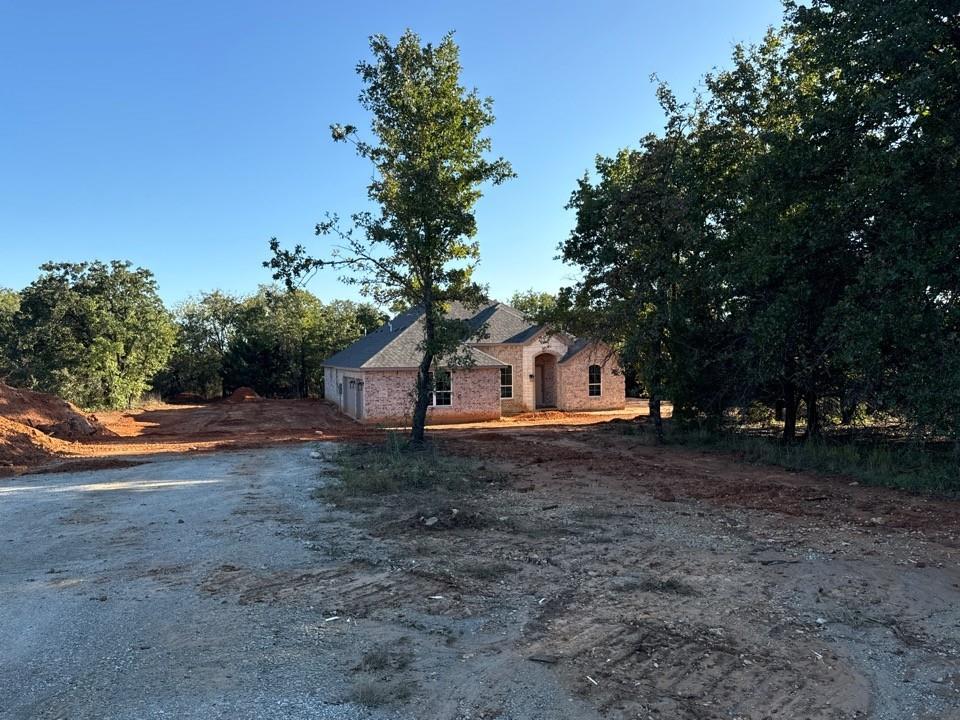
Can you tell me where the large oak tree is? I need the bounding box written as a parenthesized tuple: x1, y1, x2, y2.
(267, 30, 513, 444)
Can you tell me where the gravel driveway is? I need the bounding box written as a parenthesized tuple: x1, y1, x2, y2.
(1, 448, 350, 719)
(5, 439, 960, 720)
(0, 447, 592, 720)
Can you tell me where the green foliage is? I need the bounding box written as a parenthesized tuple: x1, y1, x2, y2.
(267, 30, 513, 443)
(508, 289, 556, 322)
(0, 289, 20, 378)
(157, 287, 385, 400)
(559, 87, 704, 440)
(3, 263, 384, 406)
(154, 290, 239, 399)
(559, 1, 960, 460)
(8, 261, 174, 409)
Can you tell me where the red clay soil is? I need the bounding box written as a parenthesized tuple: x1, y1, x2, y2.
(225, 386, 261, 402)
(0, 416, 72, 474)
(0, 382, 112, 475)
(4, 392, 958, 542)
(0, 381, 105, 438)
(442, 425, 960, 545)
(1, 399, 379, 475)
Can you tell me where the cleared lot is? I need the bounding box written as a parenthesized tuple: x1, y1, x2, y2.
(2, 401, 959, 719)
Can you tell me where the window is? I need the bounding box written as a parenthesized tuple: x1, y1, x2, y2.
(500, 366, 513, 399)
(428, 370, 452, 406)
(588, 365, 602, 396)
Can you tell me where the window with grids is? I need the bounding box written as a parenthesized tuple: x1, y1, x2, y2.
(500, 366, 513, 399)
(428, 370, 452, 406)
(588, 365, 602, 396)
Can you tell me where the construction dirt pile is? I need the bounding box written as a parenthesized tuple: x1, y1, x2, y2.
(0, 382, 105, 439)
(225, 386, 261, 402)
(0, 416, 70, 475)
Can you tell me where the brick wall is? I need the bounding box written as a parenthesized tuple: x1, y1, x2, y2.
(361, 367, 502, 424)
(557, 344, 626, 411)
(478, 344, 525, 414)
(522, 334, 568, 410)
(324, 367, 366, 419)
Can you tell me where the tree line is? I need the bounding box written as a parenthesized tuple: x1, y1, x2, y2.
(0, 261, 384, 409)
(554, 0, 960, 448)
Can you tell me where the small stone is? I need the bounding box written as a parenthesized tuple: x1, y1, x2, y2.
(424, 516, 438, 527)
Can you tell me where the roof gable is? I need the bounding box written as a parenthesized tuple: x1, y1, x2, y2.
(323, 301, 522, 370)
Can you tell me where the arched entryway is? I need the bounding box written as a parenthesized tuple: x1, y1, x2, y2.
(534, 353, 558, 408)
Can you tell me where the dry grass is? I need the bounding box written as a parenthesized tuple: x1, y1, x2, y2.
(322, 433, 504, 500)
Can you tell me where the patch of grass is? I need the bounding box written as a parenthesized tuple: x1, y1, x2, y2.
(614, 420, 960, 496)
(611, 575, 697, 595)
(358, 646, 391, 671)
(321, 433, 504, 499)
(692, 430, 959, 496)
(350, 680, 413, 707)
(459, 560, 516, 581)
(357, 643, 413, 672)
(635, 576, 698, 596)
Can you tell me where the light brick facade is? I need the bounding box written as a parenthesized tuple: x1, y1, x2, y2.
(557, 344, 625, 411)
(325, 365, 501, 425)
(480, 332, 625, 414)
(323, 302, 625, 424)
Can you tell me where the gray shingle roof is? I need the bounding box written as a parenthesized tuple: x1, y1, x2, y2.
(559, 338, 591, 363)
(323, 301, 529, 370)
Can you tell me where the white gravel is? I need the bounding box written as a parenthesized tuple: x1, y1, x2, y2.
(0, 447, 407, 720)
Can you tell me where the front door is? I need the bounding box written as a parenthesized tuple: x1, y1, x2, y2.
(535, 365, 543, 407)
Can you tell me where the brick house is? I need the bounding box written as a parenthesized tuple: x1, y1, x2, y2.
(322, 301, 625, 424)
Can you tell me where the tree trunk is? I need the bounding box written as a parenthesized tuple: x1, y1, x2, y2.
(647, 317, 666, 444)
(299, 339, 308, 398)
(649, 393, 664, 443)
(783, 384, 798, 442)
(840, 393, 856, 425)
(410, 301, 436, 446)
(805, 391, 820, 440)
(774, 399, 784, 422)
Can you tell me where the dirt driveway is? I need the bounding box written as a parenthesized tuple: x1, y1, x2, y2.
(2, 402, 960, 719)
(1, 446, 605, 720)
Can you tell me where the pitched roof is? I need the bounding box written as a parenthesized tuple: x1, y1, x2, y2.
(323, 302, 522, 370)
(559, 338, 591, 363)
(464, 303, 542, 344)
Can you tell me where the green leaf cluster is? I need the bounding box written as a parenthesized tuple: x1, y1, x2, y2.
(560, 0, 960, 446)
(156, 288, 386, 400)
(5, 261, 175, 409)
(267, 30, 512, 442)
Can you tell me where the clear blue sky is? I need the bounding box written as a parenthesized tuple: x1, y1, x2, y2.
(0, 0, 783, 307)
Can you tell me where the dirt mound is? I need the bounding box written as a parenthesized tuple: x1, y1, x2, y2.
(0, 416, 69, 474)
(226, 386, 261, 402)
(0, 382, 105, 439)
